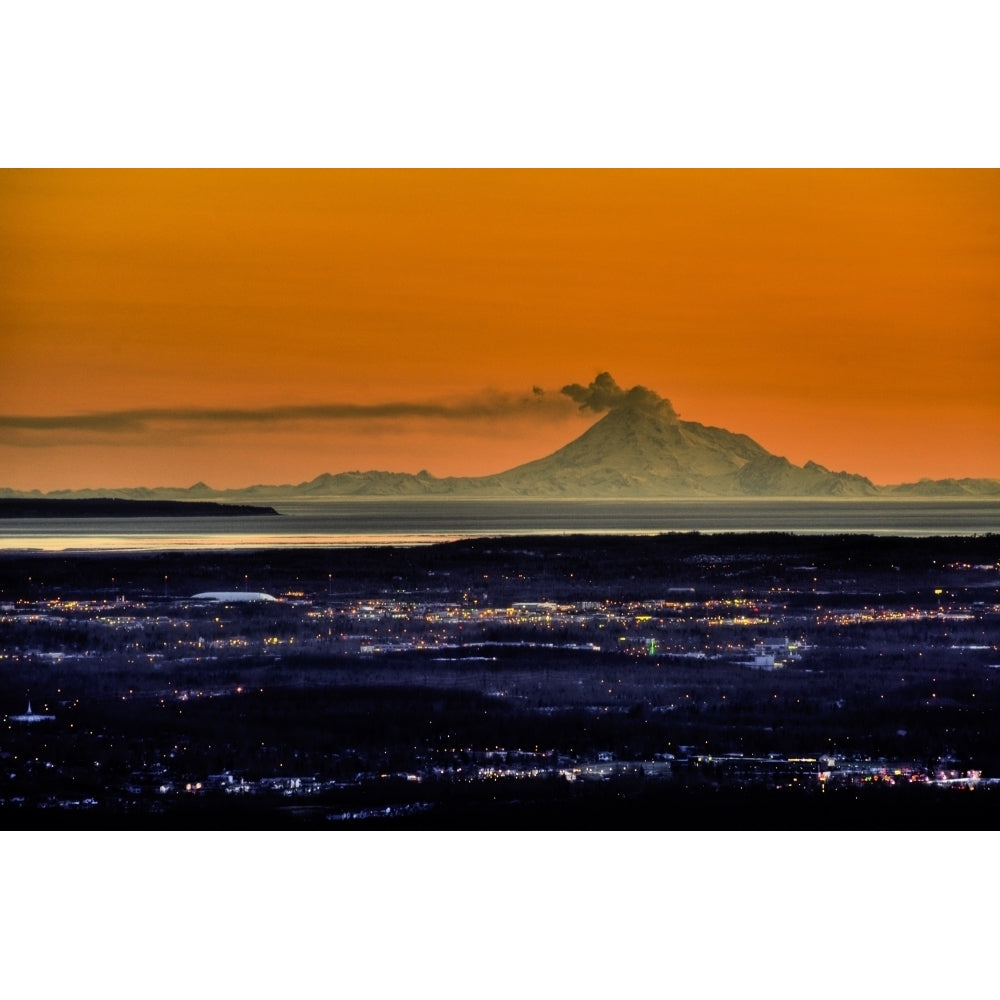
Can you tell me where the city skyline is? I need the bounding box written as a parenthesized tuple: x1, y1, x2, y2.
(2, 169, 997, 491)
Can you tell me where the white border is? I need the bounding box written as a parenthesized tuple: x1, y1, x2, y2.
(3, 2, 998, 166)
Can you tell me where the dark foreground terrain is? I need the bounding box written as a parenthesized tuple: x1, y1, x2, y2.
(1, 532, 998, 829)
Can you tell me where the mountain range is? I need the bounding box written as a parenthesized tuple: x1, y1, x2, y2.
(4, 376, 999, 501)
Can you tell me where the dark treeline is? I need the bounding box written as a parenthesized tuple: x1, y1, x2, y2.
(8, 777, 999, 832)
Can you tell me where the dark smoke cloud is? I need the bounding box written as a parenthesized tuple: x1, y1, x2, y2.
(0, 376, 675, 449)
(0, 391, 578, 444)
(560, 372, 676, 417)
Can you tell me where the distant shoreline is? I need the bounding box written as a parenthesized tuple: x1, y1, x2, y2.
(0, 498, 280, 519)
(0, 497, 997, 553)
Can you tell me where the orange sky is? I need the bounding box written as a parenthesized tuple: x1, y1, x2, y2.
(1, 169, 997, 491)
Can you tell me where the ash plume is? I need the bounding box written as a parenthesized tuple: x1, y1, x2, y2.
(0, 376, 680, 450)
(560, 372, 677, 417)
(0, 389, 577, 445)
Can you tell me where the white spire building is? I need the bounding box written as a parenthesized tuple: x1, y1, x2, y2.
(10, 699, 56, 723)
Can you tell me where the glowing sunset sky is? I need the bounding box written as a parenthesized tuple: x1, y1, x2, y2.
(1, 168, 997, 491)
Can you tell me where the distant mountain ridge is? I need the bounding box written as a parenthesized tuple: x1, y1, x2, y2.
(882, 478, 1000, 497)
(3, 375, 998, 501)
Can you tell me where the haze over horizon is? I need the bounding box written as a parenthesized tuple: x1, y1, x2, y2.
(2, 170, 997, 492)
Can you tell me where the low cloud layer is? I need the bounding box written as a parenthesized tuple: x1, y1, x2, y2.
(561, 372, 676, 417)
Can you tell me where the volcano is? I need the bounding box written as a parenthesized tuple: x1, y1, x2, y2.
(264, 377, 880, 498)
(476, 391, 878, 497)
(10, 374, 995, 500)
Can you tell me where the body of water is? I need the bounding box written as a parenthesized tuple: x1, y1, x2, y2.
(0, 498, 997, 552)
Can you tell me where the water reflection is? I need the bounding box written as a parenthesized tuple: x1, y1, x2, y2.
(0, 499, 997, 552)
